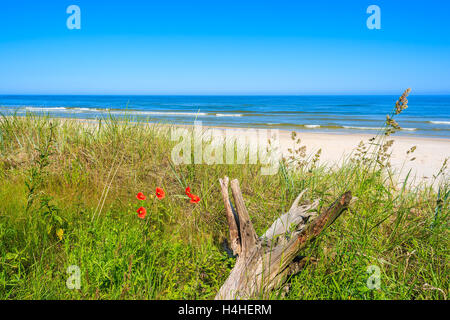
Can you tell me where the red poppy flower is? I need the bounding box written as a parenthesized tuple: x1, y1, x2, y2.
(136, 192, 146, 201)
(189, 194, 200, 204)
(185, 187, 191, 196)
(155, 187, 165, 200)
(137, 207, 147, 219)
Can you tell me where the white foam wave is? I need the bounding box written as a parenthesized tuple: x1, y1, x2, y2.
(121, 111, 208, 116)
(215, 113, 243, 117)
(304, 124, 320, 128)
(343, 125, 416, 131)
(25, 107, 67, 112)
(429, 121, 450, 125)
(76, 108, 109, 112)
(343, 126, 380, 130)
(23, 107, 208, 117)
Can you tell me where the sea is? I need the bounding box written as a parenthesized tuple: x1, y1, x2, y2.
(0, 95, 449, 138)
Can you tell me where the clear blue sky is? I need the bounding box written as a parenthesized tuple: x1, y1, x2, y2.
(0, 0, 449, 95)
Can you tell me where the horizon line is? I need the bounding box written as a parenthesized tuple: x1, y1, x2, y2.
(1, 92, 450, 96)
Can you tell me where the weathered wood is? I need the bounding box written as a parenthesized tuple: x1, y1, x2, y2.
(219, 177, 241, 256)
(230, 179, 259, 258)
(261, 189, 319, 244)
(216, 176, 351, 300)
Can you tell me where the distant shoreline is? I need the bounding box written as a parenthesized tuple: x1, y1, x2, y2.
(1, 110, 450, 140)
(1, 94, 449, 138)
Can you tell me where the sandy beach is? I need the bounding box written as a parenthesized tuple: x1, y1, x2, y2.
(197, 125, 450, 187)
(36, 117, 450, 187)
(276, 130, 449, 186)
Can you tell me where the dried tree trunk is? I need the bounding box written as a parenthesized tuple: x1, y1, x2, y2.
(216, 176, 351, 300)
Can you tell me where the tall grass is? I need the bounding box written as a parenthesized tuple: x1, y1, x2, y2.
(0, 98, 448, 299)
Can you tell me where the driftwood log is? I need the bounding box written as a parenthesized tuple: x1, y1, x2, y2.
(216, 176, 352, 299)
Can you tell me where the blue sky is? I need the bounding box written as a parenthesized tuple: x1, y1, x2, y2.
(0, 0, 449, 95)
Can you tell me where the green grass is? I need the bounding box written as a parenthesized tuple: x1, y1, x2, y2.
(0, 111, 448, 300)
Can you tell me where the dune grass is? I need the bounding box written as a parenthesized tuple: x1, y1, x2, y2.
(0, 105, 448, 300)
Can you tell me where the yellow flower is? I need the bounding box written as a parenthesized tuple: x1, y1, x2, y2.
(56, 228, 64, 241)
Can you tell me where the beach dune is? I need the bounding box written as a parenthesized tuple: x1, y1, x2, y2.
(277, 131, 449, 186)
(206, 126, 449, 187)
(31, 117, 450, 188)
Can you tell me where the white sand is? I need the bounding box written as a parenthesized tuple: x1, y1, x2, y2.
(200, 126, 449, 188)
(275, 130, 449, 187)
(44, 118, 450, 188)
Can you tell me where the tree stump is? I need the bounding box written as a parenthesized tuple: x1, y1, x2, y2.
(216, 176, 352, 300)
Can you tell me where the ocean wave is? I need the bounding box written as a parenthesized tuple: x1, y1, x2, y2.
(22, 107, 208, 117)
(25, 106, 110, 113)
(429, 121, 450, 125)
(342, 126, 380, 130)
(342, 125, 416, 131)
(75, 107, 110, 112)
(25, 107, 68, 111)
(304, 124, 320, 128)
(215, 113, 243, 117)
(109, 110, 208, 116)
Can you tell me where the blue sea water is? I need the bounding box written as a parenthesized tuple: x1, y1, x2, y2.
(0, 95, 449, 138)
